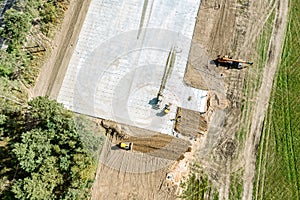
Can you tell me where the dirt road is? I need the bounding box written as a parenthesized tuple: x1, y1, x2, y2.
(30, 0, 91, 99)
(242, 1, 289, 199)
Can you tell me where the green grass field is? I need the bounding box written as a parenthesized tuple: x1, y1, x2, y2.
(229, 169, 243, 200)
(254, 1, 300, 199)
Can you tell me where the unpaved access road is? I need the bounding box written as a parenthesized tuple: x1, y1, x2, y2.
(242, 1, 289, 199)
(30, 0, 91, 99)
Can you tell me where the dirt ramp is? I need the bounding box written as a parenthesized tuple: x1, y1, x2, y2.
(99, 135, 190, 173)
(122, 134, 190, 160)
(99, 140, 171, 173)
(121, 134, 174, 153)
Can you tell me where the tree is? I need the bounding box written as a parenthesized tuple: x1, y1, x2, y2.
(0, 50, 30, 80)
(0, 114, 7, 137)
(8, 97, 96, 199)
(12, 172, 57, 200)
(41, 2, 57, 24)
(0, 9, 32, 51)
(12, 129, 53, 173)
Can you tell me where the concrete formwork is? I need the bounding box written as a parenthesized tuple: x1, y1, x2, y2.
(58, 0, 206, 135)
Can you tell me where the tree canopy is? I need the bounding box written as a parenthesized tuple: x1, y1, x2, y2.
(0, 97, 96, 200)
(0, 9, 32, 51)
(0, 0, 69, 84)
(0, 1, 98, 199)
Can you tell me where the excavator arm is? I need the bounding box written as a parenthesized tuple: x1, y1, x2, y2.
(215, 55, 253, 68)
(219, 56, 253, 65)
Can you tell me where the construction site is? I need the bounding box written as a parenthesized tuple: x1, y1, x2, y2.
(31, 0, 289, 199)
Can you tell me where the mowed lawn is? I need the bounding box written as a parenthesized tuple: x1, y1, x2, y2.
(254, 1, 300, 199)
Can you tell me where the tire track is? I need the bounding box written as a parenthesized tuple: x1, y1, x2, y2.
(208, 0, 228, 54)
(241, 4, 277, 198)
(282, 41, 299, 199)
(254, 104, 272, 200)
(242, 0, 289, 199)
(239, 0, 276, 55)
(31, 0, 92, 98)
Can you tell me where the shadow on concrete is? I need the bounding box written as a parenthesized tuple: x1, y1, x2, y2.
(156, 109, 167, 117)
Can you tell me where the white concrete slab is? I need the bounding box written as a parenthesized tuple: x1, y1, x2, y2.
(58, 0, 206, 135)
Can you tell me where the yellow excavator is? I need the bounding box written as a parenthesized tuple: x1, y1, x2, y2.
(118, 142, 133, 150)
(215, 55, 253, 69)
(163, 103, 172, 114)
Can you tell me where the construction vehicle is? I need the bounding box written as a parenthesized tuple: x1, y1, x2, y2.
(215, 55, 253, 69)
(118, 142, 133, 150)
(163, 103, 172, 114)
